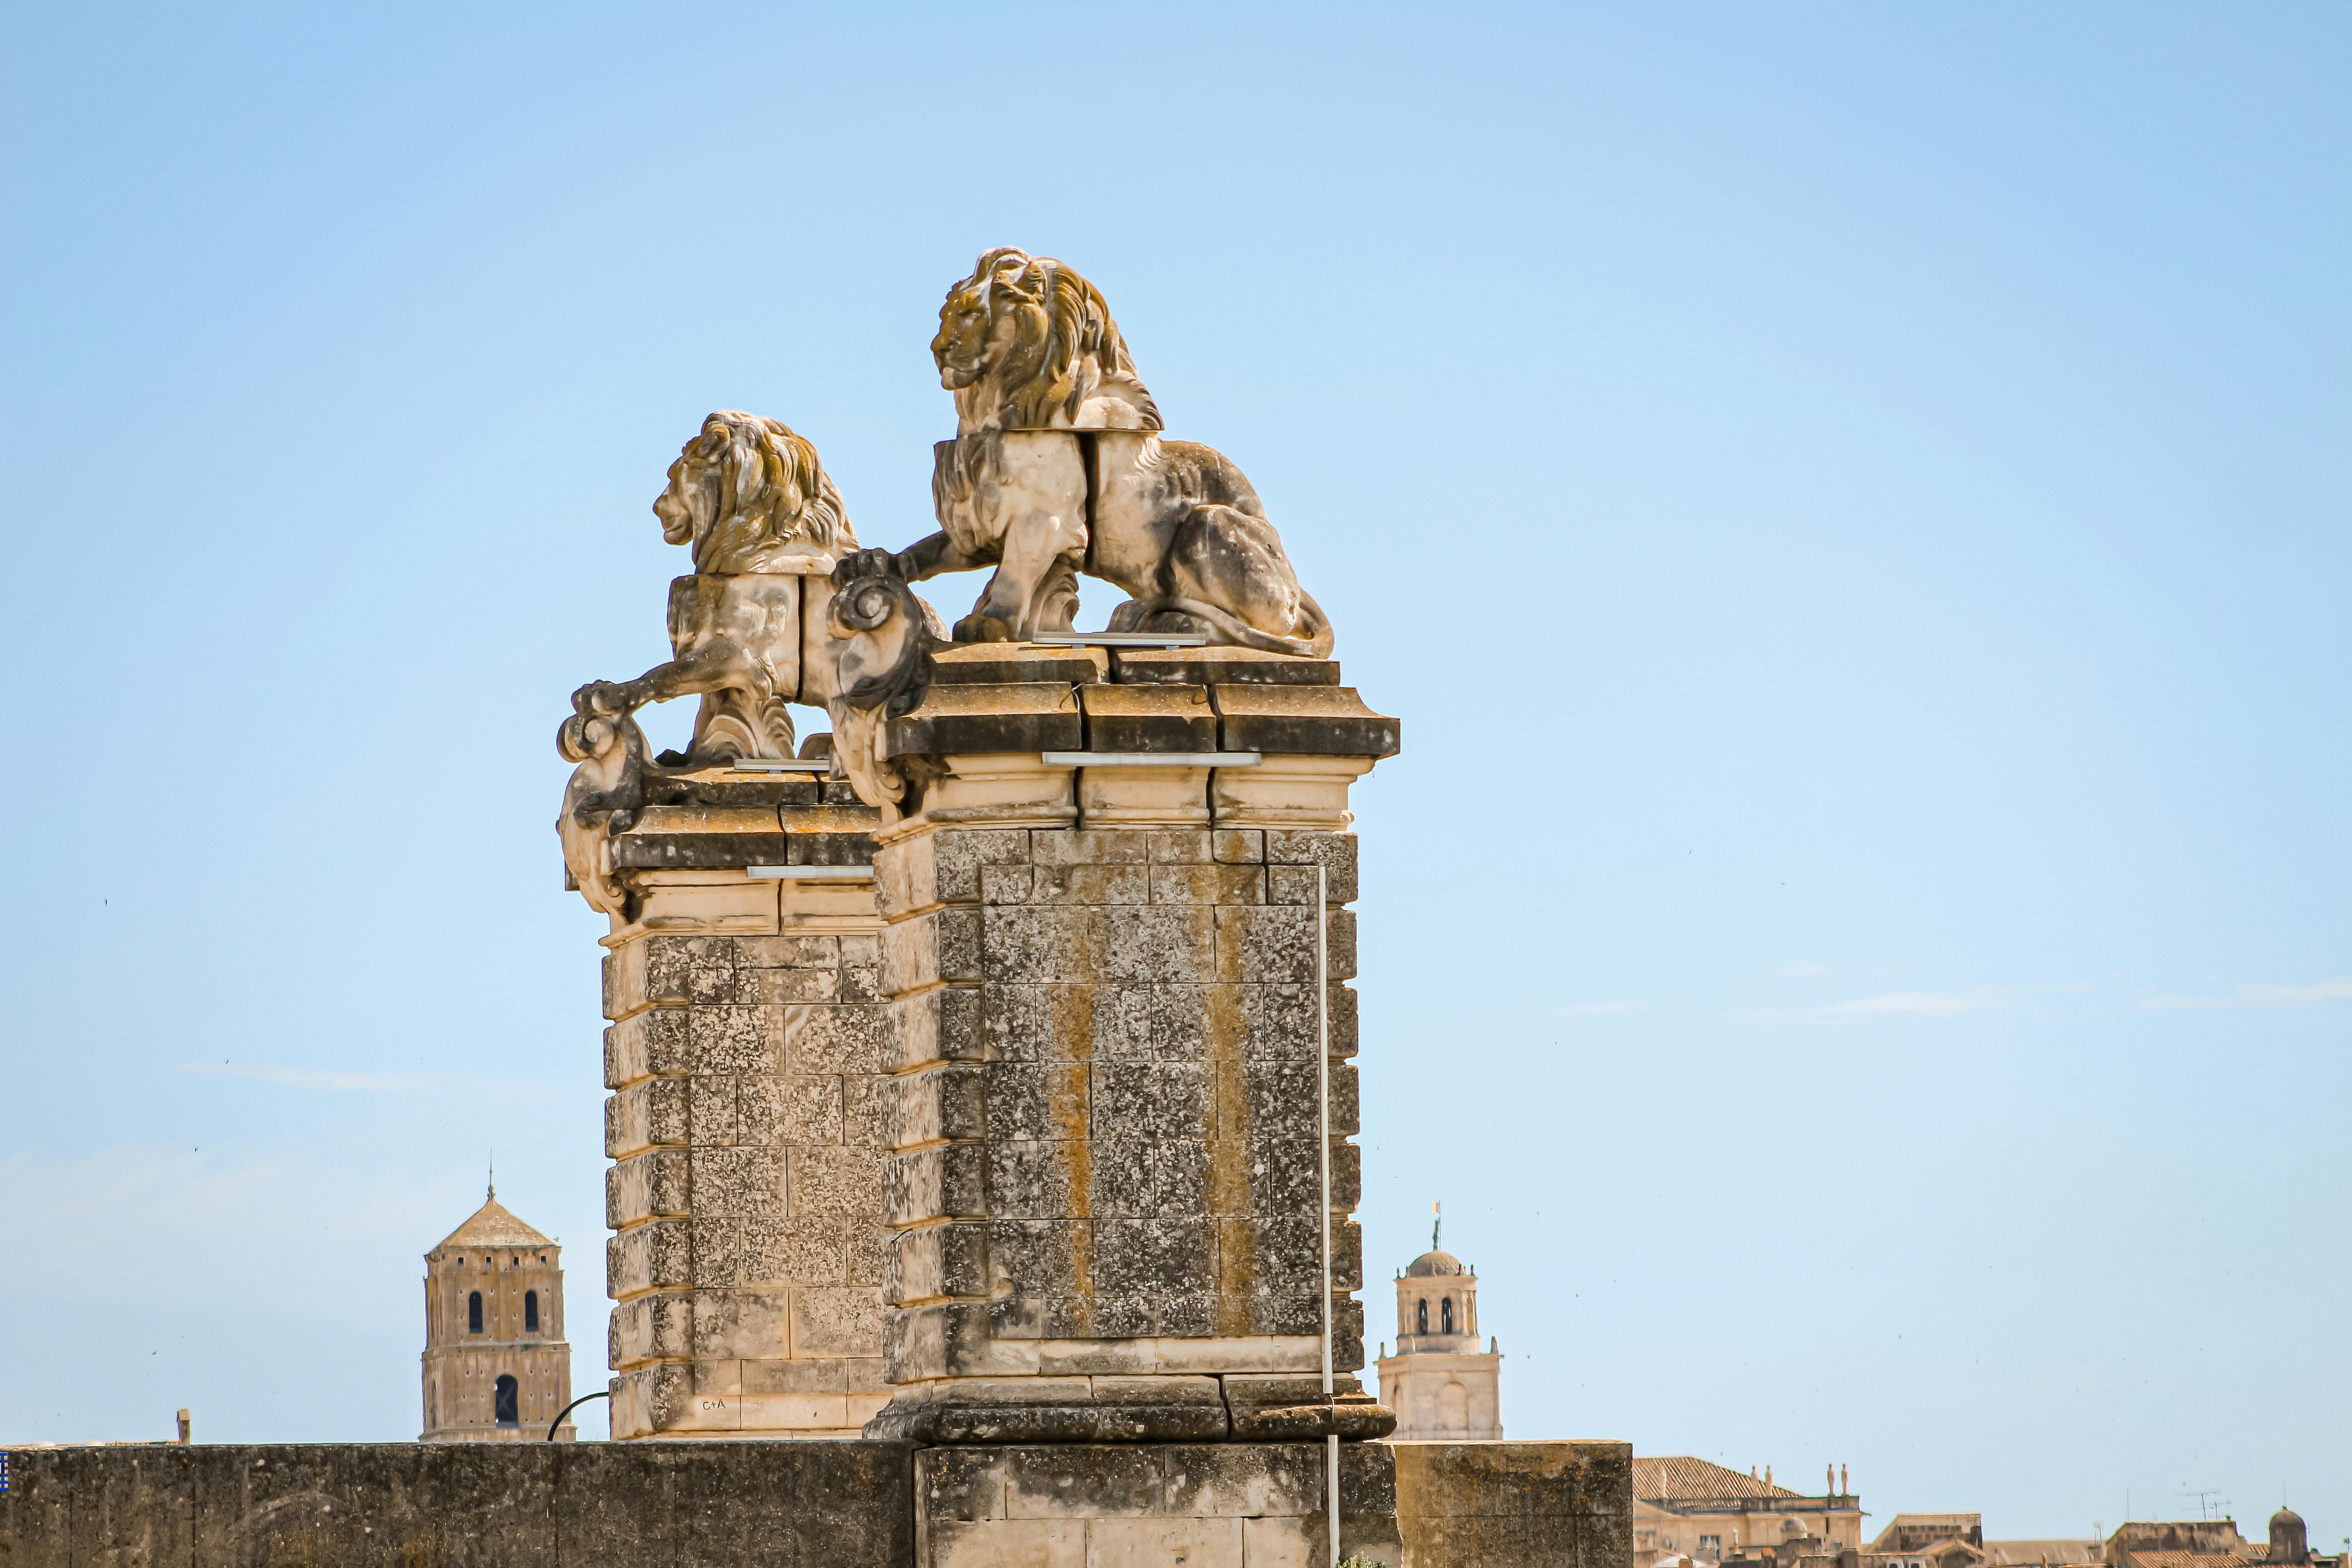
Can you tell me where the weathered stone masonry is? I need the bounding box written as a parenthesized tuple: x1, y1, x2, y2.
(598, 777, 893, 1439)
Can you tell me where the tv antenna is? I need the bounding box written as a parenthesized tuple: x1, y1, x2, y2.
(2180, 1488, 2229, 1522)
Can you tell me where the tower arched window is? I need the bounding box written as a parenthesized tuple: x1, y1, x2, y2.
(1416, 1299, 1428, 1334)
(494, 1374, 519, 1426)
(524, 1290, 540, 1332)
(1441, 1297, 1455, 1334)
(467, 1291, 483, 1333)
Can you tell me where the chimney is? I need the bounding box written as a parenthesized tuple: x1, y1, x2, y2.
(176, 1409, 191, 1445)
(1766, 1466, 1774, 1489)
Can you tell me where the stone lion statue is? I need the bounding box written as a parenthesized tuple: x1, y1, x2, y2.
(571, 410, 858, 764)
(899, 249, 1333, 655)
(932, 246, 1161, 433)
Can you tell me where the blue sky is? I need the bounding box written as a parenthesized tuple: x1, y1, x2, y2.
(2, 0, 2345, 1539)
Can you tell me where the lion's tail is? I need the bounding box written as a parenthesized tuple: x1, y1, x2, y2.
(1137, 594, 1335, 660)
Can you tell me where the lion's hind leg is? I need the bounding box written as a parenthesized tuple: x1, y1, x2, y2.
(1161, 504, 1330, 654)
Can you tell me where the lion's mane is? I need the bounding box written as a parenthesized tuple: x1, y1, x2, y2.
(940, 249, 1162, 434)
(687, 410, 853, 574)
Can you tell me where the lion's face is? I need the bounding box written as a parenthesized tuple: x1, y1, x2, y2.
(932, 280, 1005, 391)
(653, 425, 727, 549)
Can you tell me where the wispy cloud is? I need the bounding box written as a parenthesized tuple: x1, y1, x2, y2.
(1772, 960, 1829, 979)
(1550, 1000, 1651, 1018)
(2139, 976, 2352, 1011)
(1727, 982, 2089, 1025)
(173, 1061, 554, 1097)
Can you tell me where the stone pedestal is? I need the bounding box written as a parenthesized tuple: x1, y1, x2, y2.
(862, 644, 1400, 1449)
(596, 769, 895, 1439)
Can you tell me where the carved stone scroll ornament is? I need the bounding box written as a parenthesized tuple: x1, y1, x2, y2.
(554, 691, 651, 919)
(824, 549, 946, 811)
(896, 248, 1334, 656)
(568, 410, 858, 767)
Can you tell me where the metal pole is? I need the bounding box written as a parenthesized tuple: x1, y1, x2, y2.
(1316, 862, 1338, 1567)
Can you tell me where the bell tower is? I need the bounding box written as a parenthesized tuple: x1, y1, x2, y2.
(1376, 1204, 1504, 1440)
(421, 1180, 576, 1441)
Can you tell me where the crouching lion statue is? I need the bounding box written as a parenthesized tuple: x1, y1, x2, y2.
(569, 409, 857, 764)
(897, 248, 1333, 656)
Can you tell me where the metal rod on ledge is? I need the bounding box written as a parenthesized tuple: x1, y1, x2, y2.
(1030, 632, 1212, 648)
(1038, 752, 1261, 767)
(745, 866, 874, 881)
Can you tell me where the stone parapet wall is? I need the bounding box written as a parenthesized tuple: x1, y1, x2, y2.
(0, 1441, 916, 1568)
(0, 1439, 1631, 1568)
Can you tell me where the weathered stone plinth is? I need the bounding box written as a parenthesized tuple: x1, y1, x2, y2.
(917, 1442, 1400, 1568)
(597, 769, 893, 1438)
(1393, 1441, 1634, 1568)
(861, 644, 1400, 1445)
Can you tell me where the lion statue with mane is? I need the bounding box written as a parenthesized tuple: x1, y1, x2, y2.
(571, 409, 856, 765)
(900, 248, 1333, 655)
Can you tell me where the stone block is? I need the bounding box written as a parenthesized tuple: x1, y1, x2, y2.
(845, 1071, 896, 1148)
(1328, 1059, 1359, 1136)
(1092, 1217, 1214, 1295)
(740, 933, 840, 967)
(690, 1218, 746, 1288)
(984, 1138, 1081, 1220)
(1328, 983, 1358, 1058)
(607, 1218, 692, 1299)
(1091, 1062, 1210, 1142)
(738, 1073, 843, 1145)
(689, 1073, 742, 1145)
(1270, 827, 1364, 902)
(1213, 904, 1315, 984)
(1212, 684, 1398, 757)
(688, 1005, 776, 1074)
(606, 1075, 689, 1156)
(882, 1299, 994, 1383)
(608, 1149, 690, 1228)
(1099, 905, 1215, 982)
(983, 906, 1102, 983)
(1030, 828, 1149, 864)
(887, 680, 1083, 756)
(930, 1519, 1087, 1568)
(1087, 1137, 1208, 1219)
(689, 1286, 793, 1360)
(608, 1289, 694, 1367)
(1148, 862, 1266, 904)
(794, 1285, 885, 1357)
(604, 936, 698, 1019)
(1078, 681, 1219, 752)
(848, 1215, 892, 1286)
(790, 1145, 883, 1216)
(1002, 1441, 1167, 1517)
(985, 984, 1152, 1062)
(986, 1217, 1086, 1301)
(1111, 646, 1341, 686)
(887, 1142, 990, 1225)
(892, 1063, 987, 1148)
(888, 1220, 991, 1305)
(889, 987, 986, 1070)
(753, 966, 842, 1003)
(689, 1146, 785, 1217)
(1326, 908, 1357, 981)
(881, 907, 986, 993)
(1162, 1441, 1323, 1517)
(785, 1003, 891, 1074)
(986, 1060, 1089, 1143)
(606, 1007, 690, 1086)
(741, 1215, 846, 1285)
(1027, 861, 1152, 905)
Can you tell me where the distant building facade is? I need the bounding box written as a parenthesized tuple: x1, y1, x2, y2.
(2105, 1513, 2335, 1568)
(1633, 1457, 1863, 1566)
(1375, 1215, 1503, 1441)
(421, 1186, 575, 1442)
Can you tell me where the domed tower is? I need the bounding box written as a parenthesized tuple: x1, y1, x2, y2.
(1375, 1205, 1503, 1440)
(2269, 1509, 2308, 1566)
(421, 1181, 575, 1442)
